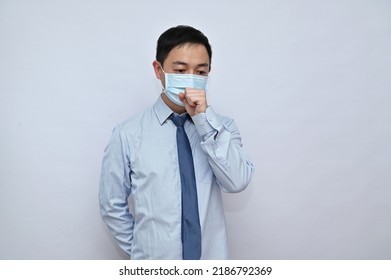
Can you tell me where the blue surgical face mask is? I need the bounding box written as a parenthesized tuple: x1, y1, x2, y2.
(161, 67, 208, 107)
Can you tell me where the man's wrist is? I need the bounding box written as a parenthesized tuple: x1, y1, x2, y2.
(192, 106, 219, 138)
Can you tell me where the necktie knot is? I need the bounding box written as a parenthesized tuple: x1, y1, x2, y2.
(170, 114, 189, 127)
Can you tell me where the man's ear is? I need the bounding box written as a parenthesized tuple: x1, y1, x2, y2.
(152, 60, 163, 80)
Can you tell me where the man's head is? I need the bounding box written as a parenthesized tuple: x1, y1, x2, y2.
(153, 25, 212, 113)
(155, 25, 212, 69)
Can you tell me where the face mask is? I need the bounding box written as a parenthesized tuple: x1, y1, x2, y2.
(161, 67, 208, 107)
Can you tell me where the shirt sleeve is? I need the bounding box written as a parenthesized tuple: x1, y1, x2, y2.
(192, 106, 255, 193)
(99, 125, 134, 256)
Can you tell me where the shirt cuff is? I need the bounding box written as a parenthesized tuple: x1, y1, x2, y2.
(192, 106, 220, 139)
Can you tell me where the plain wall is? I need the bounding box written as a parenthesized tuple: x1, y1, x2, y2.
(1, 0, 390, 259)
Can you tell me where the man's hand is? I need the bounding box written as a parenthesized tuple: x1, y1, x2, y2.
(179, 88, 208, 116)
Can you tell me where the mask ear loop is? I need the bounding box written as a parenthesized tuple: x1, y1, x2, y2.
(159, 64, 166, 93)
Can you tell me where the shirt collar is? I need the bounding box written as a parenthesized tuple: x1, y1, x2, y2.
(153, 95, 174, 125)
(153, 95, 193, 125)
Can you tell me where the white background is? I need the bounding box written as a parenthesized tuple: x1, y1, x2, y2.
(1, 0, 390, 259)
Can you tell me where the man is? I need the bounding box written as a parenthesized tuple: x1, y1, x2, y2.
(99, 25, 254, 260)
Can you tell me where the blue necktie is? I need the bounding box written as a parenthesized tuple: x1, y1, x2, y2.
(170, 114, 202, 260)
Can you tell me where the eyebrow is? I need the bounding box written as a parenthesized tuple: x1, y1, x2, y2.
(172, 61, 210, 67)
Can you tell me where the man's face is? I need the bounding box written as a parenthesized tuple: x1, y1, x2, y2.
(157, 43, 210, 88)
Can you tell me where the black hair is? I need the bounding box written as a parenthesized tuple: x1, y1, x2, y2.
(156, 25, 212, 67)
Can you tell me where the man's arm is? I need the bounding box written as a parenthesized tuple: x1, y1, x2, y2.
(180, 89, 254, 193)
(99, 126, 134, 256)
(192, 106, 255, 193)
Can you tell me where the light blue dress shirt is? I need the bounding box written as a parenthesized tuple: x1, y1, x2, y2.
(99, 96, 254, 259)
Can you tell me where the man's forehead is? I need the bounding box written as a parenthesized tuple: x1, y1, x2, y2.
(168, 44, 209, 58)
(162, 43, 210, 69)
